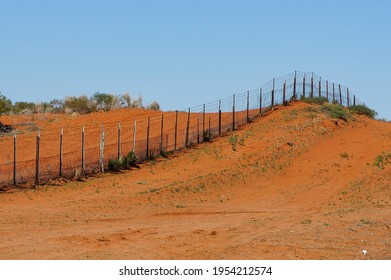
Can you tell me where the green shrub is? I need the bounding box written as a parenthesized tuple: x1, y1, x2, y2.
(159, 145, 168, 158)
(321, 103, 351, 121)
(300, 96, 329, 105)
(203, 130, 212, 142)
(122, 151, 137, 169)
(229, 135, 238, 151)
(349, 104, 377, 119)
(64, 95, 96, 114)
(108, 158, 122, 172)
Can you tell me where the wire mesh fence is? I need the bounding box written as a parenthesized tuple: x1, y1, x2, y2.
(0, 71, 364, 188)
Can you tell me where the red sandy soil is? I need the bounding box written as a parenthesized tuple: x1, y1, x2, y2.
(0, 102, 390, 259)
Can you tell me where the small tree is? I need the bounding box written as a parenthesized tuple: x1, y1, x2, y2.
(0, 93, 12, 116)
(92, 92, 114, 111)
(147, 101, 161, 111)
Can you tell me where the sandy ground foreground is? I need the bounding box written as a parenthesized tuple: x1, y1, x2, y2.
(0, 102, 391, 259)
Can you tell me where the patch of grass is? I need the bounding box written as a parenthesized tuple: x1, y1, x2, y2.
(108, 158, 122, 172)
(339, 152, 349, 159)
(228, 135, 238, 151)
(300, 219, 312, 225)
(321, 103, 351, 121)
(373, 152, 391, 169)
(300, 96, 329, 105)
(360, 219, 371, 225)
(349, 104, 377, 119)
(203, 130, 212, 142)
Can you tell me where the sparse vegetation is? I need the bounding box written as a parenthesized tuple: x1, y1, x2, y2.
(321, 103, 351, 121)
(373, 152, 391, 169)
(300, 96, 329, 105)
(339, 152, 349, 159)
(203, 130, 212, 142)
(349, 104, 377, 119)
(108, 158, 122, 172)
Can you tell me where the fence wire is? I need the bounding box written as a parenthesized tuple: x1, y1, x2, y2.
(0, 71, 364, 188)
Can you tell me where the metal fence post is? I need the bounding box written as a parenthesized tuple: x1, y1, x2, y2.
(283, 80, 286, 105)
(259, 88, 262, 115)
(132, 120, 136, 154)
(293, 71, 297, 99)
(347, 88, 350, 107)
(339, 84, 342, 105)
(303, 75, 306, 98)
(246, 90, 250, 123)
(271, 78, 275, 107)
(218, 100, 222, 136)
(118, 122, 121, 160)
(186, 108, 190, 147)
(100, 125, 105, 173)
(318, 79, 321, 98)
(160, 114, 164, 149)
(326, 80, 329, 101)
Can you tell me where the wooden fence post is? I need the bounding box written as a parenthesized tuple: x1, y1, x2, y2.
(339, 84, 342, 105)
(35, 130, 40, 185)
(303, 75, 306, 98)
(271, 78, 275, 108)
(160, 114, 164, 149)
(197, 118, 200, 144)
(59, 128, 63, 177)
(232, 94, 236, 131)
(99, 125, 105, 173)
(347, 88, 350, 107)
(146, 116, 150, 160)
(353, 95, 356, 107)
(82, 125, 85, 175)
(186, 108, 190, 147)
(293, 71, 297, 99)
(202, 104, 205, 135)
(208, 116, 211, 137)
(246, 91, 250, 123)
(326, 80, 329, 101)
(118, 122, 121, 160)
(174, 110, 178, 150)
(318, 79, 321, 98)
(259, 88, 262, 115)
(13, 133, 16, 186)
(283, 80, 286, 105)
(218, 100, 222, 136)
(132, 120, 136, 154)
(332, 83, 335, 103)
(310, 75, 314, 98)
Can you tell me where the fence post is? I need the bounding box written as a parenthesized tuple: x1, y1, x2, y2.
(59, 128, 63, 177)
(208, 116, 211, 138)
(197, 118, 200, 144)
(232, 94, 236, 131)
(259, 88, 262, 115)
(303, 75, 306, 98)
(318, 79, 321, 98)
(293, 71, 297, 99)
(35, 129, 40, 185)
(246, 91, 250, 123)
(353, 95, 356, 107)
(347, 88, 350, 107)
(339, 84, 342, 105)
(132, 120, 136, 154)
(186, 108, 190, 147)
(13, 133, 16, 186)
(146, 116, 150, 160)
(218, 100, 222, 136)
(202, 104, 205, 135)
(82, 125, 85, 175)
(174, 110, 178, 150)
(99, 125, 105, 173)
(310, 74, 314, 98)
(326, 80, 329, 101)
(160, 114, 164, 149)
(118, 122, 121, 160)
(283, 80, 286, 105)
(271, 78, 275, 108)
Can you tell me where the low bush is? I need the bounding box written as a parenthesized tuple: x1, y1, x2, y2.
(321, 103, 351, 121)
(122, 151, 138, 169)
(203, 130, 212, 142)
(300, 96, 329, 105)
(349, 104, 377, 119)
(108, 158, 122, 172)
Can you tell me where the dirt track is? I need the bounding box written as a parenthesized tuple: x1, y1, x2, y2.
(1, 102, 391, 259)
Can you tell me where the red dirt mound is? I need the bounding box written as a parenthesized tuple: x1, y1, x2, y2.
(0, 102, 390, 259)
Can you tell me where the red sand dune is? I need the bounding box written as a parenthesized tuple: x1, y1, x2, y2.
(0, 102, 390, 259)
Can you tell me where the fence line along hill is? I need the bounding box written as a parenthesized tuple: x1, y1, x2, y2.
(0, 71, 367, 189)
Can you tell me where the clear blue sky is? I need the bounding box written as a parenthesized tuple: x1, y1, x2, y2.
(1, 0, 390, 119)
